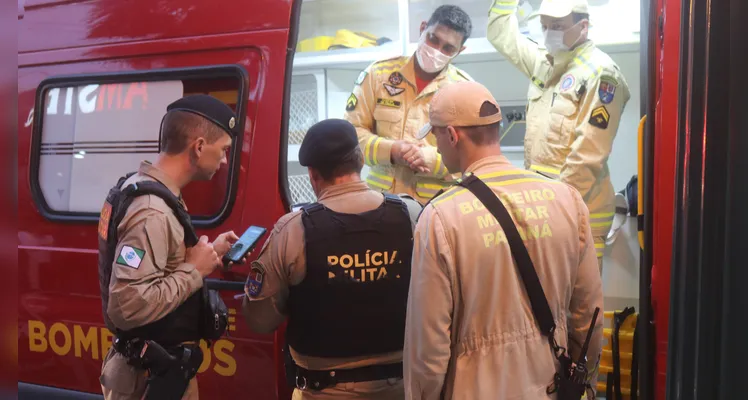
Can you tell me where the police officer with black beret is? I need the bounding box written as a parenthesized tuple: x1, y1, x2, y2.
(242, 118, 423, 399)
(98, 94, 244, 400)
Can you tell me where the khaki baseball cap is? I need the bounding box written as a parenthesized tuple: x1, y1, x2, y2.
(537, 0, 589, 18)
(417, 81, 502, 140)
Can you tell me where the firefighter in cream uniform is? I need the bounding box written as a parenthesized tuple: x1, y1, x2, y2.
(344, 5, 474, 205)
(487, 0, 631, 270)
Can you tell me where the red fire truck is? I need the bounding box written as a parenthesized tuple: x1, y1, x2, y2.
(17, 0, 743, 399)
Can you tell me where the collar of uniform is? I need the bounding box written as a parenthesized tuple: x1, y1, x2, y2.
(138, 161, 182, 198)
(317, 180, 370, 203)
(400, 55, 454, 96)
(463, 155, 515, 175)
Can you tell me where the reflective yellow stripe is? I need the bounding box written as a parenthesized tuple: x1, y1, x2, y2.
(434, 154, 443, 177)
(364, 137, 376, 165)
(371, 137, 382, 165)
(595, 243, 606, 249)
(590, 212, 615, 218)
(366, 171, 394, 190)
(591, 221, 614, 228)
(477, 170, 537, 180)
(418, 183, 446, 191)
(490, 1, 516, 15)
(573, 53, 602, 80)
(596, 251, 604, 258)
(530, 164, 561, 178)
(434, 178, 561, 205)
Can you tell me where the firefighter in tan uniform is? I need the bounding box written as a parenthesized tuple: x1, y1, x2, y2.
(344, 5, 474, 205)
(404, 81, 603, 399)
(241, 119, 422, 399)
(98, 95, 242, 400)
(487, 0, 631, 268)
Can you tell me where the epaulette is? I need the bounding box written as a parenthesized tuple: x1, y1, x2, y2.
(449, 66, 474, 82)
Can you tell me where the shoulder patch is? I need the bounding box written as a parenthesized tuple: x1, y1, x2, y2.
(589, 106, 610, 129)
(355, 71, 368, 86)
(245, 264, 265, 298)
(346, 93, 358, 111)
(560, 74, 575, 91)
(116, 245, 145, 269)
(598, 76, 617, 104)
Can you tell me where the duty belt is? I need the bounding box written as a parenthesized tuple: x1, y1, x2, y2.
(294, 362, 403, 391)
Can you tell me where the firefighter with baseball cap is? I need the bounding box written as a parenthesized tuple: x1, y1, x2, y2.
(404, 81, 603, 399)
(344, 5, 474, 205)
(487, 0, 631, 270)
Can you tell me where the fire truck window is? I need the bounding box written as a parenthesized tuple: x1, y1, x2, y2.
(35, 76, 242, 219)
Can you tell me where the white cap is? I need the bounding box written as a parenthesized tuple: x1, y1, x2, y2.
(537, 0, 589, 18)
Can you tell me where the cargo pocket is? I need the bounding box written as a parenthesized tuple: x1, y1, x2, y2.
(373, 107, 403, 139)
(548, 95, 578, 145)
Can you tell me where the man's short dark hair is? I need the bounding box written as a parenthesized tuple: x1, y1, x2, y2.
(461, 122, 502, 145)
(313, 147, 364, 181)
(160, 110, 226, 154)
(427, 5, 473, 44)
(572, 12, 590, 23)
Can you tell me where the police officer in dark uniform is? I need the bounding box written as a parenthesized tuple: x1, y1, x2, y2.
(241, 118, 423, 399)
(97, 95, 242, 400)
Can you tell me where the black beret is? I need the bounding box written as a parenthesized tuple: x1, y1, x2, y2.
(299, 119, 359, 168)
(166, 94, 238, 137)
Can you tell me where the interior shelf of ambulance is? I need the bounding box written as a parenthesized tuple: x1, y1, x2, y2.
(293, 0, 641, 70)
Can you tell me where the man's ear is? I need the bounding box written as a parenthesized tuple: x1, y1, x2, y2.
(420, 21, 428, 36)
(447, 126, 459, 146)
(194, 137, 206, 157)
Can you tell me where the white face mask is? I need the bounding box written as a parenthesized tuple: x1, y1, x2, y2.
(415, 33, 455, 74)
(543, 22, 583, 56)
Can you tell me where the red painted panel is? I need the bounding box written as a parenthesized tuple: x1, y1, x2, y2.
(19, 0, 292, 54)
(18, 26, 293, 399)
(652, 0, 681, 397)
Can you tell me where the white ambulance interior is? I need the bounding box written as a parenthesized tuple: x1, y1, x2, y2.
(285, 0, 642, 319)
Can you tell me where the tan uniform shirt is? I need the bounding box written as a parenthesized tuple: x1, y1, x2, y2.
(488, 0, 631, 256)
(99, 161, 202, 400)
(344, 55, 472, 204)
(241, 181, 422, 399)
(404, 156, 603, 400)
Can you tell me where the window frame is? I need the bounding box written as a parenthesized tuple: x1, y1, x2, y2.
(30, 64, 249, 228)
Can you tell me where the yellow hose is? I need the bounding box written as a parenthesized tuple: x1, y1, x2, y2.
(637, 115, 646, 250)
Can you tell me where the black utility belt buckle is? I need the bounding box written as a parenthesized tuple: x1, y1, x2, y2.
(295, 370, 336, 391)
(294, 362, 403, 392)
